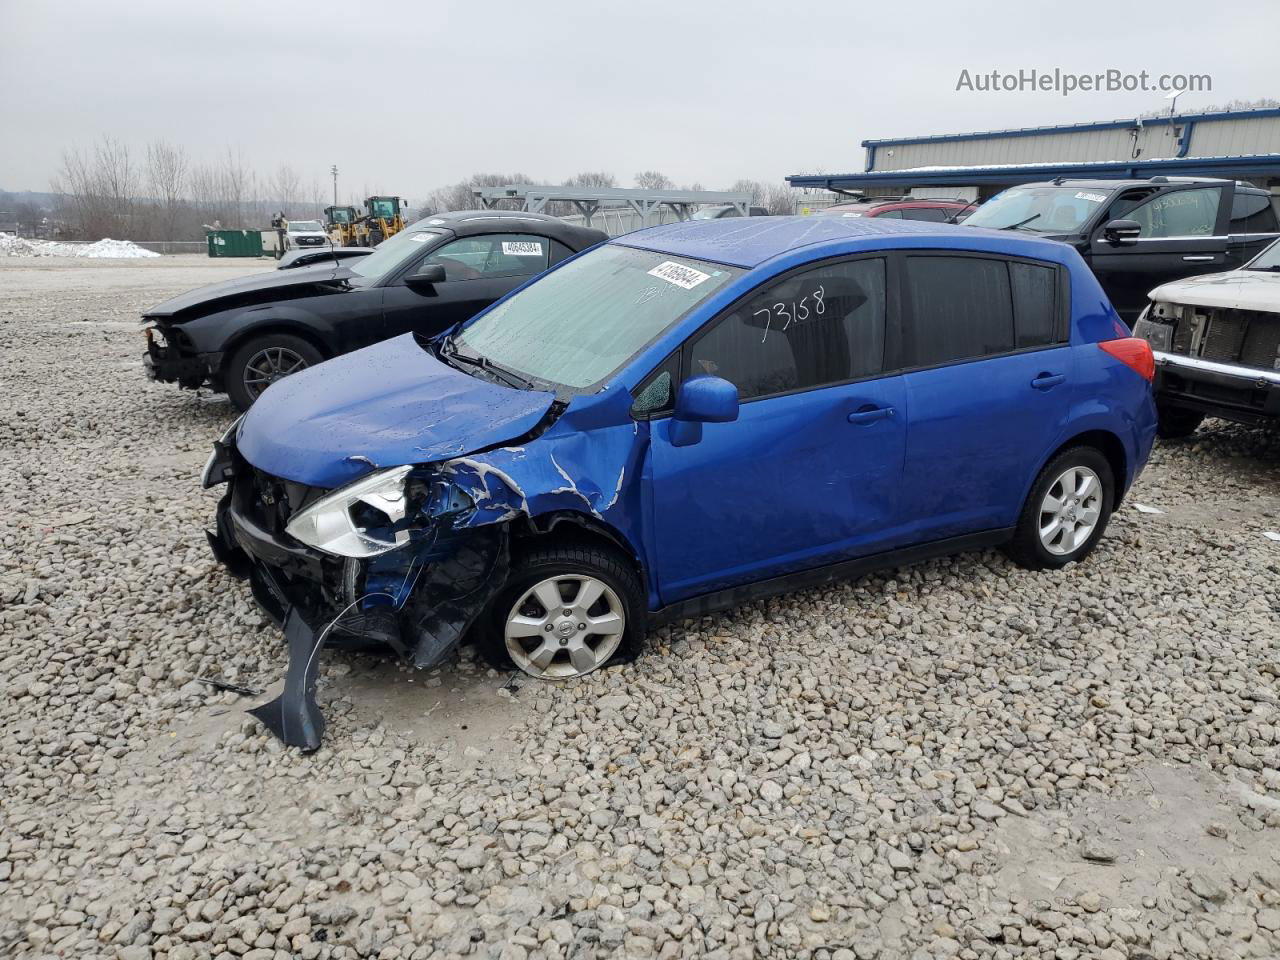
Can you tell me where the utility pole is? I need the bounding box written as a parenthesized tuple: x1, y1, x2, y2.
(331, 165, 339, 206)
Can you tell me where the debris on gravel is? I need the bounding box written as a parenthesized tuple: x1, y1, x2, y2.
(1, 257, 1278, 959)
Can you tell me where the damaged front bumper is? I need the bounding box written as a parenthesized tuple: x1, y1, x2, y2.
(144, 324, 222, 389)
(206, 437, 512, 749)
(1152, 350, 1280, 425)
(207, 440, 510, 667)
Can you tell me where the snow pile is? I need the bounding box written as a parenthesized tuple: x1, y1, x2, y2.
(76, 238, 160, 258)
(0, 233, 160, 259)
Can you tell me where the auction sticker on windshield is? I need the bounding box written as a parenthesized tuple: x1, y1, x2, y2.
(648, 261, 710, 289)
(1075, 192, 1108, 204)
(502, 241, 544, 256)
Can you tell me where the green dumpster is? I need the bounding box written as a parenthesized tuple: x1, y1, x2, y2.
(206, 229, 264, 258)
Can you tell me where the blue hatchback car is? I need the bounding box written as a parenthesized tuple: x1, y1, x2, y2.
(207, 216, 1157, 691)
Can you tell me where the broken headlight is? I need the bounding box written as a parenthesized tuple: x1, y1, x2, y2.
(285, 465, 414, 558)
(201, 417, 243, 488)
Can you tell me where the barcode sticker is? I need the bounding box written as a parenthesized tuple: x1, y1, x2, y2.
(502, 241, 544, 256)
(1075, 192, 1108, 203)
(647, 261, 710, 289)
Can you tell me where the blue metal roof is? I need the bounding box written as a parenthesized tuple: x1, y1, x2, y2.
(787, 153, 1280, 192)
(860, 107, 1280, 149)
(612, 215, 1067, 269)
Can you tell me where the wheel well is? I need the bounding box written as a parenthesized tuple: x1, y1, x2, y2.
(219, 323, 331, 375)
(1048, 430, 1128, 499)
(515, 512, 645, 580)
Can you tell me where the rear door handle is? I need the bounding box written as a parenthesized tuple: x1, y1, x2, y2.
(1031, 373, 1066, 390)
(1181, 255, 1215, 262)
(847, 406, 895, 425)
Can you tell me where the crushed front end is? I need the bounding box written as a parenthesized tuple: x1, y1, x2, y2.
(205, 426, 509, 670)
(143, 321, 221, 390)
(1135, 300, 1280, 425)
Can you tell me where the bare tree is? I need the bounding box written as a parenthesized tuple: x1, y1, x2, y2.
(268, 164, 302, 214)
(50, 136, 139, 239)
(634, 171, 673, 191)
(565, 171, 617, 189)
(146, 140, 188, 241)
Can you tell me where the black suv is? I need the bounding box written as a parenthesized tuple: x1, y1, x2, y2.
(964, 177, 1280, 320)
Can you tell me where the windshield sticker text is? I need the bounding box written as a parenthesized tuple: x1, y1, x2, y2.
(1075, 192, 1108, 204)
(408, 234, 432, 243)
(502, 241, 544, 256)
(648, 261, 711, 290)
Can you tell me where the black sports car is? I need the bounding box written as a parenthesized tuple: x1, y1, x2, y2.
(143, 211, 607, 410)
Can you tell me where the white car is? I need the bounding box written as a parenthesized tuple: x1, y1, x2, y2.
(285, 220, 330, 251)
(1133, 238, 1280, 437)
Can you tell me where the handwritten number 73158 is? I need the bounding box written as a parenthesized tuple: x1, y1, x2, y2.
(755, 285, 825, 343)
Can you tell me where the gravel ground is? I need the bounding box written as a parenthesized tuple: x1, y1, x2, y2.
(2, 256, 1279, 960)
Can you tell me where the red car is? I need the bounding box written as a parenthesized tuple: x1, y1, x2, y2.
(816, 197, 973, 223)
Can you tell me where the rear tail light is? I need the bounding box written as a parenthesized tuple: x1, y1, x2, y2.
(1099, 337, 1155, 382)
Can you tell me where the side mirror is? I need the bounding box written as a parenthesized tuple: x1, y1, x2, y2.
(669, 376, 739, 447)
(406, 262, 447, 287)
(1102, 218, 1141, 246)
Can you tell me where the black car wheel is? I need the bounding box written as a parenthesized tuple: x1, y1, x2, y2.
(1006, 446, 1115, 570)
(226, 334, 324, 411)
(1156, 404, 1204, 440)
(476, 541, 646, 680)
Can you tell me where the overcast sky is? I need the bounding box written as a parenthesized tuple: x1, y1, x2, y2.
(1, 0, 1275, 201)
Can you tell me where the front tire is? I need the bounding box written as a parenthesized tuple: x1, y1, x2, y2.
(477, 541, 646, 680)
(1006, 447, 1114, 570)
(226, 334, 324, 411)
(1156, 404, 1204, 440)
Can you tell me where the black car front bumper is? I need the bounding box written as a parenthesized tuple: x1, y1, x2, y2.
(1153, 351, 1280, 426)
(144, 325, 222, 389)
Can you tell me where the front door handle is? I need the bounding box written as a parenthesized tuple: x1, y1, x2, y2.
(1031, 373, 1066, 390)
(847, 406, 895, 425)
(1181, 255, 1215, 262)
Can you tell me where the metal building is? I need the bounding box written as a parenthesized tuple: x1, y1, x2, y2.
(788, 107, 1280, 205)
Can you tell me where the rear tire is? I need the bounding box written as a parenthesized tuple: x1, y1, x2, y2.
(477, 541, 646, 680)
(1006, 447, 1114, 571)
(226, 333, 324, 411)
(1156, 405, 1204, 440)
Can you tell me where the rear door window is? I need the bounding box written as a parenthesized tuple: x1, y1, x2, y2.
(1229, 193, 1280, 233)
(902, 256, 1014, 367)
(688, 258, 886, 401)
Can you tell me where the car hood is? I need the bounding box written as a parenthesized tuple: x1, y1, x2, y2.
(236, 334, 557, 488)
(143, 263, 354, 319)
(1148, 269, 1280, 313)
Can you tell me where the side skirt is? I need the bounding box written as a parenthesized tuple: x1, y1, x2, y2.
(647, 528, 1014, 627)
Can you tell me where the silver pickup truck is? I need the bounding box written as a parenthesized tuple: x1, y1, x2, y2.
(1133, 237, 1280, 438)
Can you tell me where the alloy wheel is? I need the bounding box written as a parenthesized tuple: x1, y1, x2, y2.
(504, 575, 625, 680)
(242, 346, 308, 400)
(1038, 465, 1103, 557)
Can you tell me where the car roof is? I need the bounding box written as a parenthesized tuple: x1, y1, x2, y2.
(1017, 177, 1233, 190)
(406, 209, 606, 249)
(615, 215, 1066, 269)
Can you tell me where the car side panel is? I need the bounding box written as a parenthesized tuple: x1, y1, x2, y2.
(177, 290, 385, 357)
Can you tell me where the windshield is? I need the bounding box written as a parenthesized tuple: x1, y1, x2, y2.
(346, 228, 444, 279)
(457, 244, 742, 389)
(370, 199, 397, 218)
(288, 221, 323, 232)
(1246, 237, 1280, 270)
(965, 185, 1111, 234)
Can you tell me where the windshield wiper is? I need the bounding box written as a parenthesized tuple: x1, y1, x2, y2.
(438, 336, 535, 390)
(1001, 214, 1042, 232)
